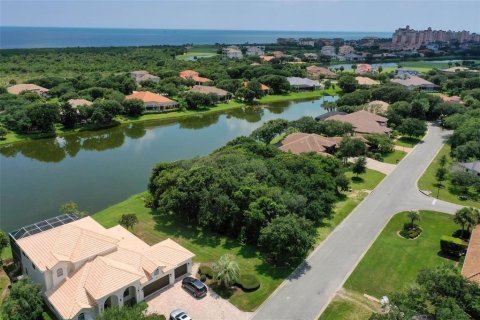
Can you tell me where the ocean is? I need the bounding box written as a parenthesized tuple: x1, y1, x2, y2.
(0, 26, 392, 49)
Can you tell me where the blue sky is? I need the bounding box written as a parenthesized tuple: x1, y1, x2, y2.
(1, 0, 479, 32)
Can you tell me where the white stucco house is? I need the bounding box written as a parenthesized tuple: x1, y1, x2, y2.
(11, 215, 194, 320)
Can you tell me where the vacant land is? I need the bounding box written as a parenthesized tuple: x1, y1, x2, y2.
(344, 211, 458, 298)
(381, 150, 407, 164)
(93, 167, 384, 311)
(418, 144, 479, 208)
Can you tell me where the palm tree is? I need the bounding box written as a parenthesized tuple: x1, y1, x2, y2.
(213, 254, 240, 288)
(453, 207, 477, 238)
(407, 210, 420, 228)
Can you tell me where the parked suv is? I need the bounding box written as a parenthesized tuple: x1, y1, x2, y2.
(182, 276, 208, 298)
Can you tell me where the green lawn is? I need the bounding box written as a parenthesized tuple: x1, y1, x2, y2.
(344, 211, 458, 298)
(175, 45, 218, 60)
(319, 291, 377, 320)
(345, 168, 386, 191)
(418, 144, 479, 208)
(259, 87, 340, 103)
(395, 136, 422, 148)
(381, 150, 407, 164)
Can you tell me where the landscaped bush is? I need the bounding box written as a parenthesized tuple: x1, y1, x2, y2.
(235, 274, 261, 292)
(200, 274, 207, 282)
(199, 265, 213, 279)
(440, 235, 467, 256)
(400, 223, 422, 239)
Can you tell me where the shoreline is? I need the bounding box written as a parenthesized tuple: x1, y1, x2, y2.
(0, 88, 339, 146)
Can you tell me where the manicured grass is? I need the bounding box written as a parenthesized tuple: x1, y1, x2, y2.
(345, 168, 386, 191)
(94, 193, 293, 312)
(381, 150, 407, 164)
(319, 291, 377, 320)
(175, 45, 218, 60)
(418, 144, 479, 208)
(395, 136, 422, 148)
(344, 211, 458, 298)
(1, 247, 12, 263)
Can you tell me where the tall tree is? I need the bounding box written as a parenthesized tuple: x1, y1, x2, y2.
(119, 213, 139, 230)
(435, 167, 447, 198)
(397, 118, 427, 137)
(250, 119, 288, 144)
(352, 156, 367, 177)
(1, 279, 43, 320)
(407, 210, 420, 227)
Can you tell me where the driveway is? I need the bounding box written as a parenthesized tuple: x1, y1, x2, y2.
(146, 276, 252, 320)
(252, 124, 463, 320)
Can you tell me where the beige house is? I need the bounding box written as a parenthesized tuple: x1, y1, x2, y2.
(279, 133, 340, 156)
(355, 76, 380, 86)
(126, 91, 179, 111)
(325, 110, 392, 135)
(7, 84, 49, 97)
(14, 216, 194, 320)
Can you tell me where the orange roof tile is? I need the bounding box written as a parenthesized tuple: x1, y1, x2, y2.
(462, 224, 480, 284)
(279, 133, 337, 155)
(126, 91, 176, 104)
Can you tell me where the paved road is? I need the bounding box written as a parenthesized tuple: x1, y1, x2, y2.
(252, 124, 463, 320)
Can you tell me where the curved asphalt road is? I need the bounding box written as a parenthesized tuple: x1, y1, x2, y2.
(252, 124, 463, 320)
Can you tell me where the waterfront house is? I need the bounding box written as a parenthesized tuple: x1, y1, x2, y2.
(126, 91, 179, 111)
(462, 224, 480, 284)
(355, 76, 380, 86)
(324, 110, 391, 135)
(306, 66, 336, 79)
(10, 215, 194, 320)
(356, 64, 373, 74)
(279, 132, 339, 156)
(287, 77, 321, 91)
(7, 84, 49, 97)
(179, 70, 212, 84)
(130, 71, 160, 85)
(391, 75, 440, 92)
(189, 85, 232, 101)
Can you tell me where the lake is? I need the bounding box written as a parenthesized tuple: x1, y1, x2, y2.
(329, 62, 398, 70)
(0, 97, 336, 231)
(0, 26, 391, 49)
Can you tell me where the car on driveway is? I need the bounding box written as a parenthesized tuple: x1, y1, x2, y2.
(170, 309, 192, 320)
(181, 276, 207, 298)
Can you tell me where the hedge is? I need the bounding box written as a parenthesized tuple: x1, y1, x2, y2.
(198, 265, 213, 279)
(440, 235, 467, 256)
(235, 274, 261, 292)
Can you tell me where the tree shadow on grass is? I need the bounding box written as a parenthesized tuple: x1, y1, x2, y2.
(351, 176, 364, 183)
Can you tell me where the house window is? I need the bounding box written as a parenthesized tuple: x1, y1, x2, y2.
(154, 269, 159, 276)
(123, 288, 129, 298)
(78, 313, 85, 320)
(57, 268, 63, 277)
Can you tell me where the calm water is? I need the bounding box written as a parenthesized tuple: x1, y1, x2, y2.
(0, 27, 391, 49)
(0, 97, 336, 231)
(329, 62, 398, 70)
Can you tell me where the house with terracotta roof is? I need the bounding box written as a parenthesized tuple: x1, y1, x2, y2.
(279, 133, 339, 156)
(179, 70, 212, 84)
(189, 85, 232, 101)
(462, 224, 480, 285)
(126, 91, 178, 112)
(7, 84, 49, 97)
(324, 110, 392, 135)
(355, 76, 380, 86)
(440, 95, 463, 104)
(271, 51, 285, 58)
(259, 55, 275, 63)
(11, 215, 194, 320)
(306, 66, 336, 79)
(355, 64, 373, 74)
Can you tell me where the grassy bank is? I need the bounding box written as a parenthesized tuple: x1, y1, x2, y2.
(344, 210, 458, 298)
(418, 144, 479, 208)
(93, 167, 384, 311)
(0, 88, 339, 146)
(381, 149, 407, 164)
(319, 290, 378, 320)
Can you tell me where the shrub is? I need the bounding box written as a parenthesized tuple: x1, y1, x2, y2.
(440, 235, 467, 256)
(200, 274, 207, 282)
(400, 223, 422, 239)
(199, 265, 213, 279)
(236, 274, 260, 292)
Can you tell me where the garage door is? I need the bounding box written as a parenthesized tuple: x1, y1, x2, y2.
(142, 275, 169, 297)
(174, 263, 188, 278)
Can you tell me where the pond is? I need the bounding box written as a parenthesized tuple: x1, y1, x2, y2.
(329, 62, 398, 70)
(0, 96, 336, 231)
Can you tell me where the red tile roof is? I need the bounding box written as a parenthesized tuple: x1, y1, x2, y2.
(279, 133, 338, 155)
(462, 224, 480, 284)
(179, 70, 211, 83)
(126, 91, 175, 104)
